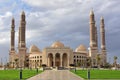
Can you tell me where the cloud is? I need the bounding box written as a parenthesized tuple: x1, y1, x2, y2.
(0, 12, 12, 30)
(0, 11, 12, 45)
(0, 0, 120, 63)
(24, 0, 120, 63)
(0, 32, 10, 44)
(22, 0, 83, 9)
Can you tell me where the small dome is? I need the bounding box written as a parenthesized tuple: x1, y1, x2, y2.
(29, 45, 41, 53)
(75, 45, 87, 52)
(51, 41, 64, 48)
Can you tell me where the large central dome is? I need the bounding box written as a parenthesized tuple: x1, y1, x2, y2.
(51, 41, 64, 48)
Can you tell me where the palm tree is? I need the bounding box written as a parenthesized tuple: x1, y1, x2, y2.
(14, 59, 19, 69)
(114, 56, 117, 68)
(86, 57, 91, 68)
(13, 62, 15, 68)
(9, 62, 12, 68)
(77, 61, 81, 67)
(96, 54, 101, 69)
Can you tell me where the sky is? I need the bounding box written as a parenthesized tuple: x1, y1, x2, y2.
(0, 0, 120, 64)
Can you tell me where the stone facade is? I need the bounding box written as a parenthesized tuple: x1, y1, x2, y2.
(28, 42, 88, 68)
(9, 10, 107, 68)
(74, 45, 88, 67)
(43, 41, 73, 67)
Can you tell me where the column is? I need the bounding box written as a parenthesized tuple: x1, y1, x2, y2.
(60, 54, 62, 67)
(47, 56, 49, 67)
(53, 54, 55, 67)
(67, 54, 69, 67)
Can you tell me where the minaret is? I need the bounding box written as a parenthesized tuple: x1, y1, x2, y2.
(19, 11, 26, 48)
(9, 17, 16, 66)
(89, 10, 96, 47)
(18, 11, 27, 68)
(11, 17, 15, 51)
(89, 10, 98, 66)
(100, 16, 107, 66)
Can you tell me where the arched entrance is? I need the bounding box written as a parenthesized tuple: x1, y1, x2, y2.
(62, 53, 67, 67)
(48, 53, 53, 67)
(55, 53, 60, 67)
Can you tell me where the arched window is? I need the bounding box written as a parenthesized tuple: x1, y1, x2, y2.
(77, 59, 79, 62)
(74, 59, 76, 62)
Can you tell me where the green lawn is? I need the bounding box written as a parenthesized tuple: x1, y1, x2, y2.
(0, 69, 43, 80)
(71, 69, 120, 79)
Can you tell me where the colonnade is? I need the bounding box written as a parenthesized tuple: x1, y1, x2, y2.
(47, 53, 69, 67)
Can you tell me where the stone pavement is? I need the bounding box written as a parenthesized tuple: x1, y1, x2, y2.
(27, 70, 83, 80)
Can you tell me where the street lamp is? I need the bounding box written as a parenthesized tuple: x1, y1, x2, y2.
(75, 62, 76, 72)
(20, 68, 22, 80)
(87, 69, 90, 80)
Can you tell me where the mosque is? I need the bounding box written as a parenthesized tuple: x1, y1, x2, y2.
(9, 10, 107, 68)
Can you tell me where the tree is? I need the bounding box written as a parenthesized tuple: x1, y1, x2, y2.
(9, 62, 12, 68)
(69, 64, 74, 70)
(42, 64, 46, 71)
(104, 62, 111, 69)
(14, 59, 19, 69)
(24, 58, 29, 68)
(114, 56, 117, 68)
(77, 61, 81, 67)
(6, 62, 10, 68)
(69, 64, 74, 67)
(86, 57, 91, 68)
(96, 54, 101, 69)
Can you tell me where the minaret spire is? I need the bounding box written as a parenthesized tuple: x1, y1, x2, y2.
(21, 11, 25, 21)
(89, 10, 98, 66)
(9, 17, 16, 67)
(89, 10, 96, 47)
(19, 10, 26, 48)
(11, 17, 15, 51)
(100, 16, 107, 66)
(18, 11, 27, 68)
(89, 9, 94, 16)
(100, 16, 106, 50)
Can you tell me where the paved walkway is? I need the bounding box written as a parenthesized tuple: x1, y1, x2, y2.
(27, 70, 83, 80)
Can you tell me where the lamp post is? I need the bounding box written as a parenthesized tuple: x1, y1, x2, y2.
(20, 68, 22, 80)
(87, 69, 90, 80)
(75, 62, 76, 72)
